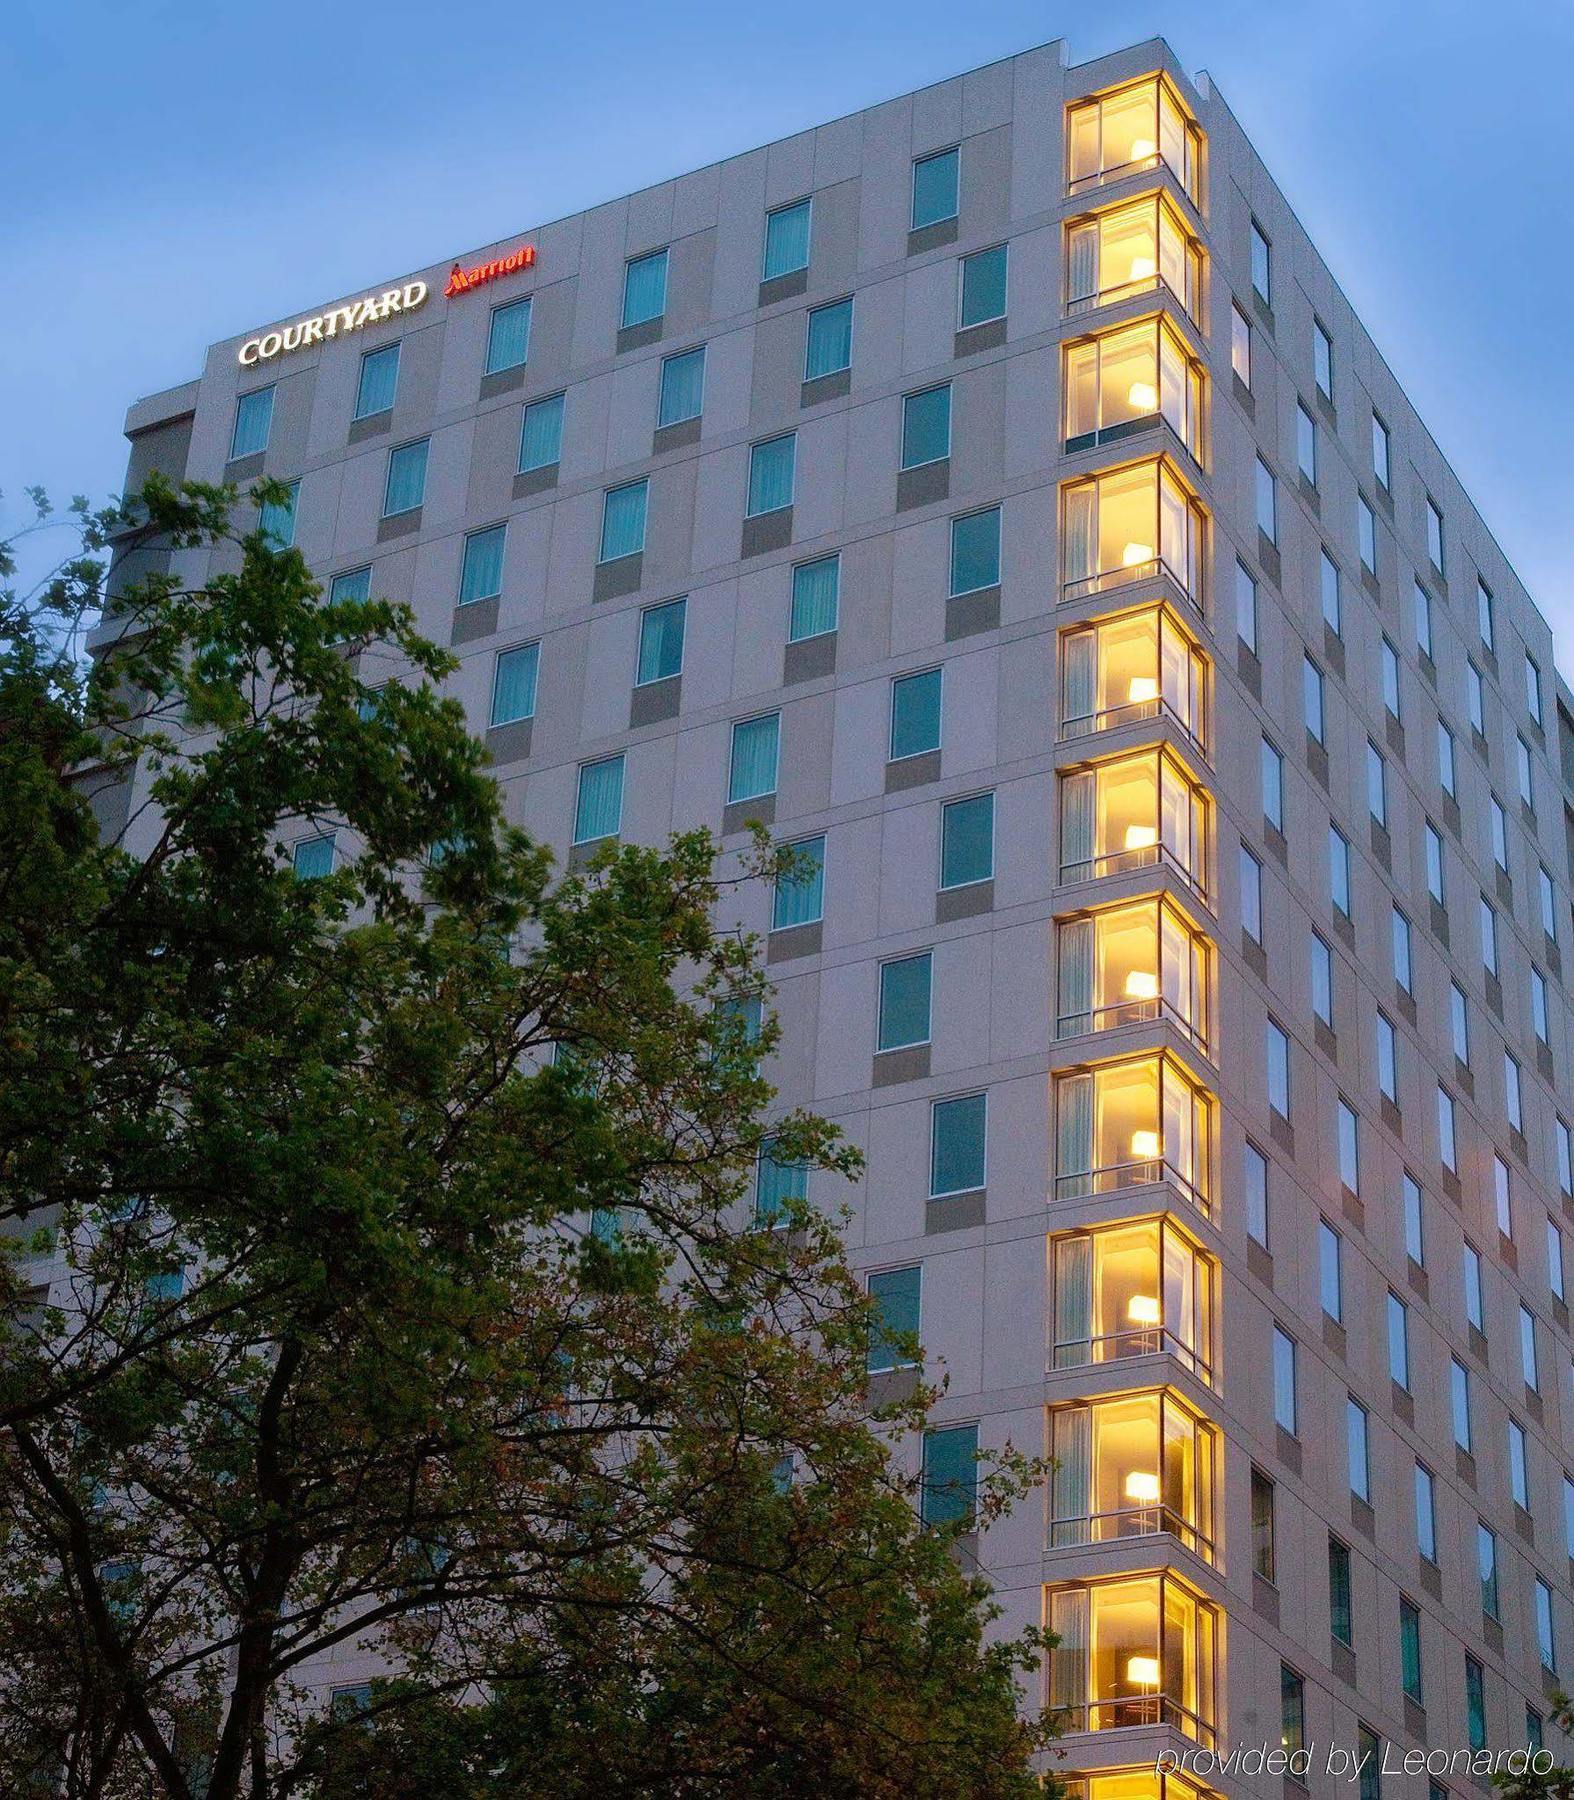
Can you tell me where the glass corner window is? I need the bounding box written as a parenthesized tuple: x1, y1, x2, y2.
(1066, 73, 1202, 202)
(1060, 457, 1206, 606)
(1066, 193, 1203, 321)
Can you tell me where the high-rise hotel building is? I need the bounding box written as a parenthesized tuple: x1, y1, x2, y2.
(96, 35, 1574, 1789)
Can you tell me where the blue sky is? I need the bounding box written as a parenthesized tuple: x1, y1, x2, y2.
(5, 0, 1572, 668)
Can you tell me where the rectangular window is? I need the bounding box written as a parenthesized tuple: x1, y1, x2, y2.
(1491, 797, 1509, 872)
(636, 597, 686, 685)
(1281, 1665, 1305, 1758)
(486, 295, 532, 374)
(355, 343, 400, 420)
(1329, 1536, 1353, 1645)
(382, 438, 428, 517)
(571, 754, 626, 846)
(1414, 581, 1433, 659)
(1426, 824, 1445, 906)
(940, 792, 994, 890)
(790, 554, 839, 642)
(1372, 413, 1391, 490)
(1540, 868, 1558, 940)
(1452, 1358, 1472, 1451)
(1477, 579, 1495, 650)
(1468, 662, 1485, 734)
(1549, 1217, 1566, 1302)
(489, 642, 539, 727)
(959, 243, 1008, 327)
(878, 952, 933, 1051)
(755, 1138, 807, 1227)
(1377, 1013, 1398, 1102)
(1506, 1053, 1523, 1134)
(1438, 722, 1456, 798)
(901, 384, 952, 469)
(657, 346, 705, 427)
(1566, 1478, 1574, 1560)
(456, 524, 506, 606)
(1367, 743, 1387, 827)
(921, 1421, 977, 1526)
(1273, 1325, 1297, 1433)
(1320, 549, 1342, 636)
(1464, 1240, 1484, 1330)
(1304, 657, 1325, 744)
(518, 392, 564, 472)
(1510, 1417, 1529, 1509)
(911, 147, 960, 230)
(1260, 737, 1283, 831)
(1347, 1396, 1370, 1500)
(1240, 843, 1263, 944)
(1527, 654, 1544, 726)
(1414, 1464, 1436, 1563)
(1251, 1467, 1277, 1581)
(1400, 1596, 1424, 1701)
(1560, 1119, 1574, 1198)
(621, 248, 668, 328)
(292, 835, 334, 880)
(1255, 457, 1277, 542)
(1497, 1155, 1514, 1239)
(1426, 497, 1445, 574)
(1480, 897, 1499, 978)
(867, 1266, 921, 1372)
(1236, 560, 1257, 651)
(772, 836, 825, 929)
(1392, 906, 1412, 991)
(1479, 1522, 1500, 1619)
(1403, 1173, 1423, 1263)
(1266, 1018, 1290, 1117)
(1314, 319, 1334, 399)
(1250, 220, 1272, 304)
(1231, 304, 1251, 386)
(747, 434, 796, 516)
(728, 713, 780, 804)
(230, 385, 275, 460)
(1450, 983, 1469, 1066)
(1466, 1656, 1487, 1751)
(931, 1093, 986, 1197)
(804, 296, 853, 380)
(1297, 402, 1317, 484)
(950, 507, 1000, 596)
(1388, 1290, 1410, 1388)
(1533, 968, 1550, 1045)
(1382, 640, 1401, 718)
(890, 668, 942, 761)
(1246, 1140, 1269, 1247)
(1311, 933, 1333, 1024)
(1437, 1085, 1457, 1172)
(1338, 1099, 1359, 1193)
(1536, 1578, 1557, 1671)
(763, 198, 811, 280)
(329, 566, 370, 608)
(1319, 1220, 1343, 1320)
(259, 480, 298, 549)
(600, 479, 648, 561)
(1521, 1303, 1539, 1392)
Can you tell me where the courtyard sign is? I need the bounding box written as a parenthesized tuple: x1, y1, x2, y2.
(237, 281, 429, 366)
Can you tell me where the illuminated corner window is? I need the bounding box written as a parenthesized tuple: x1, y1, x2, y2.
(1058, 605, 1208, 751)
(1068, 1771, 1222, 1800)
(1060, 457, 1206, 607)
(1066, 74, 1203, 202)
(1064, 316, 1205, 461)
(1049, 1389, 1218, 1563)
(1058, 746, 1211, 896)
(1056, 896, 1212, 1052)
(1047, 1572, 1217, 1746)
(1050, 1217, 1214, 1385)
(1053, 1050, 1213, 1215)
(1065, 194, 1203, 321)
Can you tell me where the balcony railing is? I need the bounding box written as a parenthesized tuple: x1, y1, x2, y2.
(1051, 1326, 1213, 1386)
(1053, 1155, 1207, 1216)
(1066, 271, 1191, 321)
(1068, 150, 1188, 199)
(1059, 1692, 1214, 1746)
(1058, 841, 1205, 900)
(1059, 696, 1206, 758)
(1061, 553, 1195, 608)
(1049, 1503, 1215, 1565)
(1056, 995, 1207, 1055)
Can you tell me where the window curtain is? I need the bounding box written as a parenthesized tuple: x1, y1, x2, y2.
(1056, 1073, 1094, 1199)
(1057, 918, 1093, 1036)
(622, 250, 668, 328)
(459, 526, 506, 604)
(1060, 771, 1095, 879)
(1061, 631, 1097, 731)
(1051, 1408, 1092, 1547)
(1062, 486, 1095, 588)
(383, 441, 428, 516)
(790, 556, 839, 640)
(600, 481, 648, 561)
(486, 297, 532, 374)
(1049, 1589, 1089, 1714)
(518, 393, 563, 472)
(748, 436, 796, 516)
(1066, 223, 1098, 304)
(658, 348, 705, 426)
(804, 300, 852, 381)
(574, 757, 624, 843)
(764, 201, 811, 279)
(729, 714, 780, 803)
(1053, 1235, 1092, 1368)
(490, 644, 538, 727)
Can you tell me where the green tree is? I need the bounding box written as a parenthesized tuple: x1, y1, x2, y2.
(1494, 1693, 1573, 1800)
(0, 481, 1054, 1798)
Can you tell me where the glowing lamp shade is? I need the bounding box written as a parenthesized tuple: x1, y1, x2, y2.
(1123, 824, 1158, 851)
(1127, 675, 1160, 704)
(1130, 1129, 1161, 1159)
(1124, 970, 1159, 1000)
(1126, 380, 1159, 412)
(1121, 540, 1155, 567)
(1130, 137, 1157, 161)
(1127, 1293, 1162, 1326)
(1124, 1470, 1162, 1503)
(1127, 1655, 1161, 1687)
(1128, 255, 1157, 281)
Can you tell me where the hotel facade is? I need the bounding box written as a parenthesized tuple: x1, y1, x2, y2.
(97, 35, 1574, 1792)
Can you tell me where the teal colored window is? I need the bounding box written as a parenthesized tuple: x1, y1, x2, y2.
(714, 993, 762, 1071)
(747, 434, 796, 516)
(600, 480, 648, 562)
(804, 297, 853, 380)
(658, 347, 705, 427)
(790, 554, 839, 640)
(941, 792, 993, 889)
(902, 384, 951, 468)
(729, 713, 780, 803)
(890, 668, 941, 761)
(230, 385, 274, 459)
(930, 1092, 985, 1196)
(355, 343, 400, 419)
(486, 296, 532, 374)
(636, 598, 686, 685)
(921, 1422, 977, 1526)
(518, 393, 564, 473)
(383, 439, 428, 516)
(950, 507, 999, 595)
(329, 566, 370, 606)
(763, 199, 811, 279)
(293, 835, 335, 879)
(458, 525, 506, 604)
(573, 755, 624, 843)
(868, 1265, 921, 1372)
(490, 643, 539, 727)
(755, 1138, 807, 1225)
(1328, 1537, 1353, 1645)
(960, 243, 1007, 326)
(878, 952, 932, 1051)
(911, 147, 959, 230)
(259, 481, 298, 549)
(330, 1685, 372, 1721)
(1280, 1666, 1305, 1755)
(772, 835, 825, 929)
(1466, 1657, 1486, 1751)
(622, 248, 668, 327)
